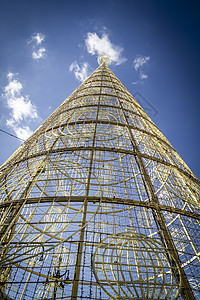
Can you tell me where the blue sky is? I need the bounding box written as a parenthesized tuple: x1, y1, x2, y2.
(0, 0, 199, 178)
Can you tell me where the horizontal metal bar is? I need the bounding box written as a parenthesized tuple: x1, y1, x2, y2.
(0, 195, 199, 221)
(4, 145, 198, 185)
(43, 118, 175, 152)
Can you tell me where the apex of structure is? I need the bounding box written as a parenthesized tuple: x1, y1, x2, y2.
(98, 54, 111, 66)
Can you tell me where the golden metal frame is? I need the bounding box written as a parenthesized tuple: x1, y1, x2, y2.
(0, 57, 199, 299)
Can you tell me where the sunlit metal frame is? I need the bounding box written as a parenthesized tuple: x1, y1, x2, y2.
(0, 57, 199, 299)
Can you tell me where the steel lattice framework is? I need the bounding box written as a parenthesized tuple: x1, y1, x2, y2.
(0, 55, 199, 300)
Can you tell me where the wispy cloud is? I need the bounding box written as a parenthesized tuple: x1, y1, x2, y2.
(133, 56, 150, 81)
(133, 56, 150, 71)
(6, 122, 33, 140)
(32, 47, 46, 60)
(85, 32, 126, 65)
(28, 33, 45, 45)
(2, 72, 38, 140)
(69, 61, 91, 82)
(132, 80, 141, 85)
(140, 73, 148, 79)
(28, 32, 47, 61)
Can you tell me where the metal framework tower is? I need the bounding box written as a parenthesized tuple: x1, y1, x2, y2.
(0, 55, 199, 300)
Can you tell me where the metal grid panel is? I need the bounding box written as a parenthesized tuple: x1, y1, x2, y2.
(0, 56, 199, 299)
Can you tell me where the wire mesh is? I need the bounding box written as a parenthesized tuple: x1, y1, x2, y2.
(0, 59, 199, 299)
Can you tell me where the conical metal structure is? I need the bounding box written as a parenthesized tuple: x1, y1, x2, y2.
(0, 55, 199, 300)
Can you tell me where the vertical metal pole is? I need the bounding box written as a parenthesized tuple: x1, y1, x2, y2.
(71, 65, 103, 299)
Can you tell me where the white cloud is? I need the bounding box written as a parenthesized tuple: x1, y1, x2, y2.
(133, 56, 150, 71)
(69, 61, 90, 82)
(32, 47, 46, 60)
(28, 33, 47, 61)
(6, 94, 38, 122)
(2, 73, 38, 141)
(85, 32, 126, 65)
(15, 126, 33, 140)
(4, 77, 23, 100)
(6, 121, 33, 140)
(3, 75, 38, 122)
(132, 80, 141, 85)
(133, 55, 150, 80)
(140, 72, 148, 79)
(29, 33, 45, 45)
(7, 71, 16, 81)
